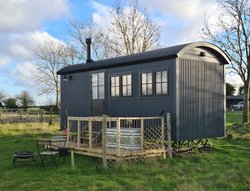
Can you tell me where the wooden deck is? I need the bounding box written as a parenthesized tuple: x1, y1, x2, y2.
(67, 142, 165, 160)
(66, 115, 168, 166)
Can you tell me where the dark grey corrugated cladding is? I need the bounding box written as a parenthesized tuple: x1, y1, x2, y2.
(58, 41, 231, 141)
(57, 42, 230, 75)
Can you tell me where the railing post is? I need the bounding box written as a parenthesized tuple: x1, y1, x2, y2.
(19, 109, 22, 120)
(88, 120, 92, 149)
(67, 118, 70, 147)
(102, 115, 108, 168)
(40, 109, 44, 123)
(116, 118, 121, 162)
(166, 113, 172, 159)
(161, 117, 166, 159)
(141, 119, 144, 151)
(77, 120, 80, 148)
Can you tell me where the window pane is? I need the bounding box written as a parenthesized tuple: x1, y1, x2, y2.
(99, 86, 104, 99)
(92, 87, 98, 99)
(99, 73, 104, 85)
(111, 77, 115, 86)
(122, 75, 127, 86)
(122, 74, 132, 96)
(156, 72, 161, 83)
(162, 82, 168, 94)
(111, 76, 119, 97)
(142, 84, 147, 95)
(127, 75, 132, 85)
(148, 73, 152, 83)
(148, 84, 153, 94)
(127, 85, 132, 96)
(92, 74, 98, 86)
(142, 73, 146, 84)
(156, 83, 161, 94)
(116, 76, 120, 86)
(122, 86, 126, 96)
(111, 87, 115, 97)
(162, 71, 167, 82)
(115, 87, 119, 96)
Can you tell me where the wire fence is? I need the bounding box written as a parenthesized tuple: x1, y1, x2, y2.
(0, 108, 59, 123)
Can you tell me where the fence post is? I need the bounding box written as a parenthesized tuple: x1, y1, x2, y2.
(161, 117, 166, 159)
(40, 109, 45, 123)
(166, 113, 172, 159)
(26, 109, 29, 118)
(88, 120, 92, 149)
(77, 120, 80, 148)
(19, 109, 22, 120)
(71, 150, 75, 170)
(116, 118, 121, 163)
(49, 108, 53, 124)
(141, 119, 144, 151)
(66, 117, 70, 148)
(102, 115, 108, 168)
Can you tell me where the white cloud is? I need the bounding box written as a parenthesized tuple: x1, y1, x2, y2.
(0, 57, 10, 69)
(11, 61, 38, 87)
(90, 1, 112, 29)
(0, 0, 70, 69)
(138, 0, 220, 45)
(89, 0, 220, 45)
(141, 0, 218, 21)
(0, 31, 62, 66)
(226, 74, 243, 87)
(5, 31, 67, 106)
(0, 0, 69, 33)
(0, 0, 69, 105)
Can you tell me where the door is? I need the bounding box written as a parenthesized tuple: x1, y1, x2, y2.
(91, 72, 106, 116)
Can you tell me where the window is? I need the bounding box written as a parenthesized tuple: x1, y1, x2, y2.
(111, 76, 120, 97)
(141, 72, 153, 95)
(122, 74, 132, 96)
(91, 72, 104, 99)
(156, 71, 168, 95)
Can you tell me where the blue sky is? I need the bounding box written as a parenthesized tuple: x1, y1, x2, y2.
(0, 0, 241, 105)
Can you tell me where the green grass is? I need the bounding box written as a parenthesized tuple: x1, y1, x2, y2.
(226, 111, 243, 126)
(0, 113, 250, 191)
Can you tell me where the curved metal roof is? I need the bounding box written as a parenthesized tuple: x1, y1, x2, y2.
(57, 41, 230, 75)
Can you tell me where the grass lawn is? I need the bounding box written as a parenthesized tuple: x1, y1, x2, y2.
(0, 113, 250, 191)
(226, 111, 243, 126)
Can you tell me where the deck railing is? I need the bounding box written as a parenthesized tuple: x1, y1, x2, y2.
(67, 115, 169, 167)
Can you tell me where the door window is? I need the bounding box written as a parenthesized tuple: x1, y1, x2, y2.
(91, 72, 104, 99)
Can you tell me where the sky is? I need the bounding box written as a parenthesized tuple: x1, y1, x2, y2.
(0, 0, 242, 105)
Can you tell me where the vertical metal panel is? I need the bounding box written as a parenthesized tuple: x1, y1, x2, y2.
(60, 72, 91, 129)
(176, 58, 225, 140)
(61, 59, 177, 132)
(106, 59, 177, 139)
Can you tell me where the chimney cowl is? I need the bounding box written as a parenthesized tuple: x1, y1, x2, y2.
(86, 38, 93, 63)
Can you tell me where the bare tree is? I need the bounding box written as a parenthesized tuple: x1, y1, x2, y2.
(104, 0, 161, 56)
(67, 0, 161, 59)
(34, 40, 77, 109)
(16, 91, 34, 108)
(67, 19, 107, 60)
(202, 0, 250, 123)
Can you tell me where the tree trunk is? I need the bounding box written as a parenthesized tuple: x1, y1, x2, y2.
(56, 83, 60, 110)
(243, 85, 249, 123)
(243, 53, 250, 123)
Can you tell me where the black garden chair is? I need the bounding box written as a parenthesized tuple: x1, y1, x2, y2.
(36, 138, 59, 168)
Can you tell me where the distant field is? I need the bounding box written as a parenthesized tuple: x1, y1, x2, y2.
(0, 112, 249, 191)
